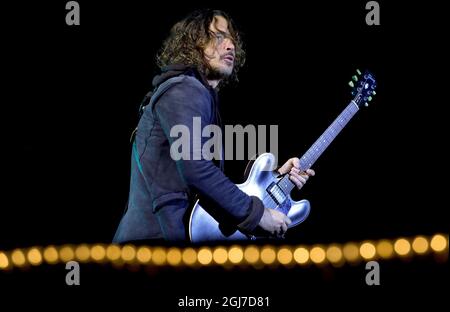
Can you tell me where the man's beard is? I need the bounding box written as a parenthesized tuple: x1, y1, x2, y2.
(205, 65, 232, 81)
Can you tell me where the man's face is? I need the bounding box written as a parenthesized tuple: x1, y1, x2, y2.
(203, 15, 235, 79)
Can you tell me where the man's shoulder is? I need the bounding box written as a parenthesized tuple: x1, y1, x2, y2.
(162, 74, 210, 96)
(151, 73, 214, 111)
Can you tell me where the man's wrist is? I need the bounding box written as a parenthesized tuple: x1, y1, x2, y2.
(237, 196, 265, 233)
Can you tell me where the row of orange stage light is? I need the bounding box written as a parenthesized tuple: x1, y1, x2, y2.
(0, 234, 447, 270)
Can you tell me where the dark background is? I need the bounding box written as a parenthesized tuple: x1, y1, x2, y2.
(1, 0, 447, 306)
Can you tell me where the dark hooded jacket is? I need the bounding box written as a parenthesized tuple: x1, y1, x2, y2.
(113, 65, 264, 242)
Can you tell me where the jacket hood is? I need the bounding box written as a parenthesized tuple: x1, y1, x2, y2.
(152, 64, 211, 89)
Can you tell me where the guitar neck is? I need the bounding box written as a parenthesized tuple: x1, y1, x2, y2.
(299, 100, 360, 170)
(278, 101, 360, 194)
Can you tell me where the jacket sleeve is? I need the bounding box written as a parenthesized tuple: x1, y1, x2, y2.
(154, 76, 264, 233)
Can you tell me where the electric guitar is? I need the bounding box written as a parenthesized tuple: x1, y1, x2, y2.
(189, 70, 377, 242)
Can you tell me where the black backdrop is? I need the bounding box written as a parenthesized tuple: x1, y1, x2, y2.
(1, 0, 447, 305)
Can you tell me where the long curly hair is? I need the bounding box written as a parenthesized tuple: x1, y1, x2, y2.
(156, 9, 246, 85)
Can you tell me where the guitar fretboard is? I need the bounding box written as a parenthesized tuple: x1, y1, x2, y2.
(278, 101, 360, 194)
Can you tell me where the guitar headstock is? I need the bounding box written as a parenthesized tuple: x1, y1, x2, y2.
(348, 69, 377, 107)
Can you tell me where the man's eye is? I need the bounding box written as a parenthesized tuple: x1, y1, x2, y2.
(216, 34, 225, 42)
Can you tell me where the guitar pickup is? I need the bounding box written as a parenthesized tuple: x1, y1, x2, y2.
(266, 182, 286, 205)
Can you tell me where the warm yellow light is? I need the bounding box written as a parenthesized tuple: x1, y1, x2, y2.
(394, 238, 411, 256)
(106, 245, 121, 262)
(260, 247, 276, 265)
(412, 236, 429, 254)
(343, 243, 360, 262)
(376, 240, 394, 259)
(5, 234, 442, 270)
(228, 246, 244, 264)
(43, 246, 59, 264)
(293, 247, 309, 264)
(152, 247, 166, 265)
(11, 249, 26, 267)
(136, 247, 152, 263)
(75, 245, 90, 262)
(360, 242, 376, 260)
(182, 248, 197, 265)
(0, 252, 9, 269)
(198, 248, 213, 265)
(277, 247, 293, 265)
(166, 248, 182, 266)
(213, 247, 228, 264)
(91, 245, 106, 262)
(27, 248, 42, 266)
(310, 246, 326, 264)
(326, 245, 343, 263)
(120, 245, 136, 262)
(430, 234, 448, 252)
(59, 246, 75, 262)
(244, 246, 259, 264)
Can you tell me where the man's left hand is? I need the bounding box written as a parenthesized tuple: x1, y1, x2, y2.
(277, 157, 315, 190)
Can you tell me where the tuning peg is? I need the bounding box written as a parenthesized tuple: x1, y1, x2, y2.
(352, 75, 358, 82)
(372, 90, 376, 95)
(356, 69, 362, 75)
(368, 96, 373, 101)
(348, 81, 355, 88)
(364, 102, 369, 107)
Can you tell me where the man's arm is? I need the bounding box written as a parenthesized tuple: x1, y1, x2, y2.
(154, 77, 264, 233)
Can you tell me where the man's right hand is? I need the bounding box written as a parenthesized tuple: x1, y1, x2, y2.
(258, 208, 292, 236)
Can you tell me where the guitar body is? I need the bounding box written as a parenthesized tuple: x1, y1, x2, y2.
(188, 70, 377, 243)
(189, 153, 311, 242)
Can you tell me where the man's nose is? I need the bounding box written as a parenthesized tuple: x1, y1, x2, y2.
(223, 38, 235, 51)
